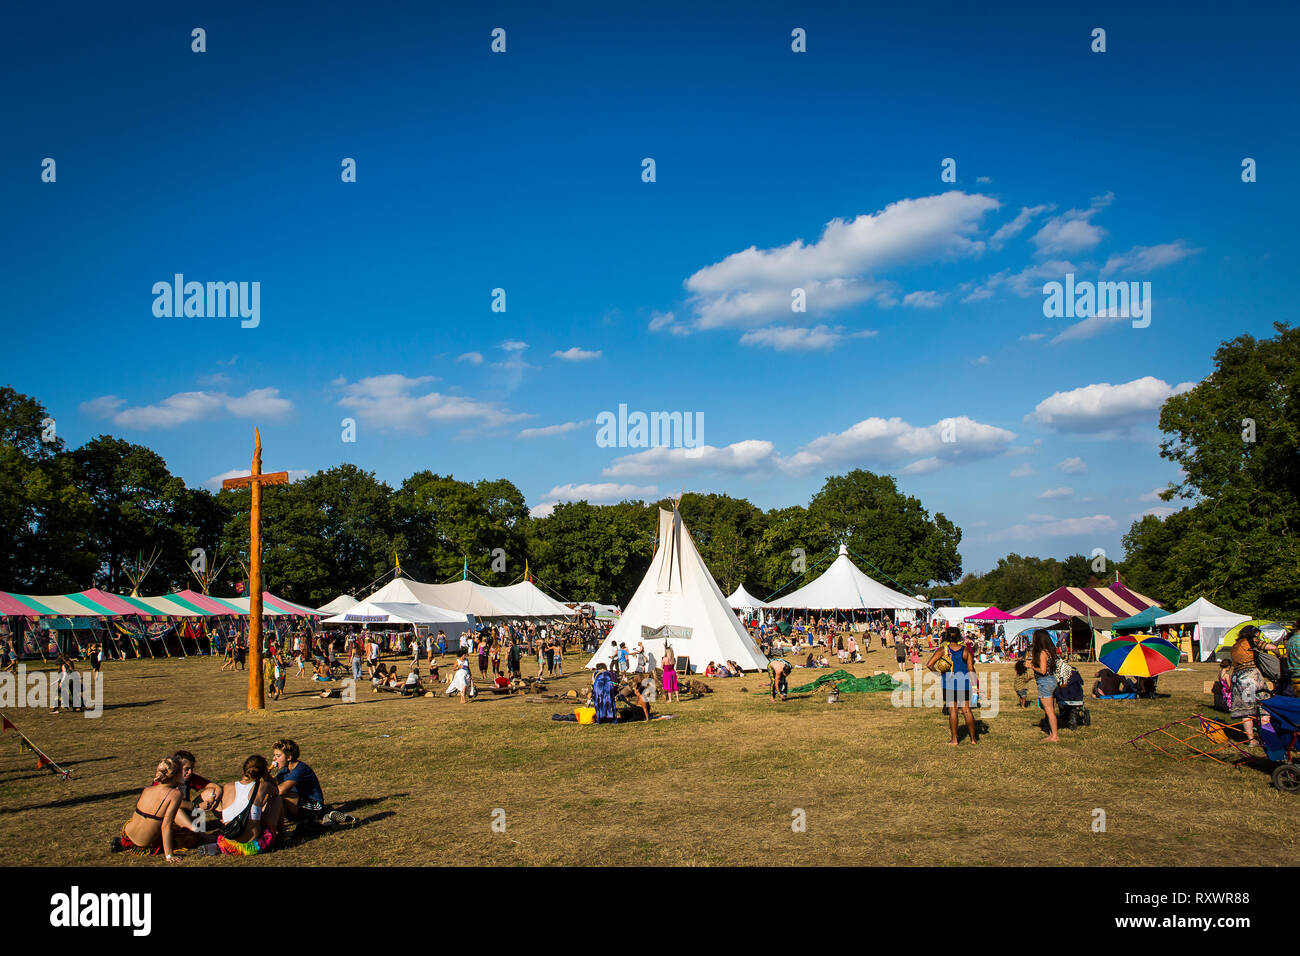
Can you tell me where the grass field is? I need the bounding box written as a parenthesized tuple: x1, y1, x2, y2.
(0, 649, 1293, 867)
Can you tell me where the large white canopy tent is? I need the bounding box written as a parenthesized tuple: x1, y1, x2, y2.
(321, 599, 474, 643)
(766, 545, 930, 613)
(1157, 597, 1251, 661)
(494, 580, 575, 618)
(317, 594, 359, 615)
(367, 577, 572, 621)
(585, 507, 769, 673)
(932, 606, 987, 627)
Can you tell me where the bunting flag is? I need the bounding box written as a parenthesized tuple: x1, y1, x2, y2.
(0, 712, 73, 779)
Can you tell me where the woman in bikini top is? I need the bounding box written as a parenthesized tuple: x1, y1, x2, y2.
(122, 757, 185, 859)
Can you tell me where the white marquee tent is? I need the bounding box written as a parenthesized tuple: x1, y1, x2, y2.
(766, 545, 930, 612)
(932, 606, 986, 627)
(321, 599, 474, 643)
(726, 583, 769, 610)
(367, 577, 572, 620)
(317, 594, 359, 615)
(1157, 597, 1251, 661)
(585, 507, 769, 673)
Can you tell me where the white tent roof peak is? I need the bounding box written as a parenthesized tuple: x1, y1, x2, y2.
(726, 583, 769, 609)
(1158, 596, 1251, 628)
(586, 507, 768, 672)
(767, 547, 929, 611)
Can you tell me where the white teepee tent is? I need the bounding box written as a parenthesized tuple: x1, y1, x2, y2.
(766, 544, 929, 611)
(585, 506, 769, 673)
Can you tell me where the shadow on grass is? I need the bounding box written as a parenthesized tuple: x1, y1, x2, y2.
(286, 810, 397, 847)
(0, 787, 139, 814)
(102, 699, 164, 711)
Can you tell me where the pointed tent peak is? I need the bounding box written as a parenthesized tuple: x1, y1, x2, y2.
(838, 543, 849, 557)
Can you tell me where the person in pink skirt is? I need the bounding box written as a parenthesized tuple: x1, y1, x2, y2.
(661, 643, 680, 703)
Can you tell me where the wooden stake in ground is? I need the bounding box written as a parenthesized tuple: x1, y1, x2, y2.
(222, 428, 289, 711)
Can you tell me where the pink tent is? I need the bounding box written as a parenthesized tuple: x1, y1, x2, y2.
(964, 606, 1022, 623)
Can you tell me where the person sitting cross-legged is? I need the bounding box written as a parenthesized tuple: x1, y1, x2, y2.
(271, 738, 357, 830)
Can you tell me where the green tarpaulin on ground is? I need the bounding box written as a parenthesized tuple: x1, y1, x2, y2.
(789, 668, 901, 694)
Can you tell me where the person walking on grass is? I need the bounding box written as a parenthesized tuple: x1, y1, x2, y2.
(1031, 629, 1060, 743)
(928, 627, 977, 745)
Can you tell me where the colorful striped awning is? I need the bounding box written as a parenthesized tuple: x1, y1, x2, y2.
(1009, 583, 1159, 622)
(0, 590, 129, 617)
(0, 588, 322, 618)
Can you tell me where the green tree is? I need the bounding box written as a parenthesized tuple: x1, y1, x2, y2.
(71, 436, 187, 592)
(808, 470, 963, 588)
(1122, 322, 1300, 614)
(0, 388, 94, 589)
(392, 472, 528, 584)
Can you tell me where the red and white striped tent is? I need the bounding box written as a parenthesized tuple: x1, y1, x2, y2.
(1010, 583, 1160, 626)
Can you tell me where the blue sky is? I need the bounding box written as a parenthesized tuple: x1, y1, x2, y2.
(2, 0, 1296, 574)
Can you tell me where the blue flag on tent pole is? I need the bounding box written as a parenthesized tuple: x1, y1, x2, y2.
(462, 557, 468, 581)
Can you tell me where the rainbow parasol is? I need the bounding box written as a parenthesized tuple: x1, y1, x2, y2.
(1098, 633, 1180, 678)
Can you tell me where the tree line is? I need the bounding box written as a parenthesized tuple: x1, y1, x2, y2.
(1, 322, 1293, 615)
(0, 389, 962, 607)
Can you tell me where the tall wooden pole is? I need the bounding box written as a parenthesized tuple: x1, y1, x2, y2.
(248, 430, 264, 711)
(222, 428, 288, 712)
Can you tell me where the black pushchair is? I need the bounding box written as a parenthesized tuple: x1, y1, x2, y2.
(1053, 668, 1091, 729)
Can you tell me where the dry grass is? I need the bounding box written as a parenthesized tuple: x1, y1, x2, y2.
(0, 649, 1293, 867)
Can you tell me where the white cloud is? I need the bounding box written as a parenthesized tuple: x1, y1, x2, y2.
(553, 347, 602, 362)
(970, 354, 990, 366)
(975, 176, 992, 184)
(992, 514, 1117, 541)
(739, 325, 846, 351)
(1038, 487, 1074, 499)
(647, 310, 689, 336)
(599, 414, 1018, 482)
(1132, 506, 1178, 520)
(1031, 192, 1112, 256)
(81, 388, 293, 429)
(684, 191, 1000, 328)
(1050, 310, 1131, 345)
(336, 374, 525, 432)
(1028, 376, 1196, 434)
(990, 204, 1053, 248)
(1138, 487, 1170, 503)
(782, 415, 1016, 476)
(500, 340, 528, 352)
(962, 259, 1078, 302)
(457, 352, 484, 365)
(80, 395, 126, 418)
(602, 440, 776, 479)
(903, 290, 946, 308)
(518, 420, 589, 439)
(1102, 240, 1200, 275)
(1019, 332, 1046, 343)
(1009, 464, 1035, 478)
(1058, 457, 1087, 474)
(529, 482, 658, 517)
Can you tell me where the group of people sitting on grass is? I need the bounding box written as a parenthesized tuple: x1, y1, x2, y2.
(702, 660, 745, 678)
(112, 739, 358, 861)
